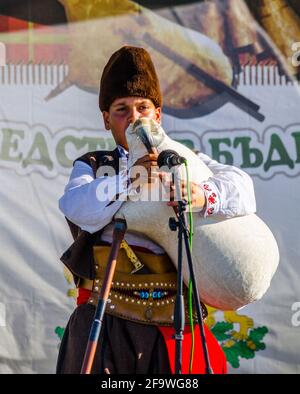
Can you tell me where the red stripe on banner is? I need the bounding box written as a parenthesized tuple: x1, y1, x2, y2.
(7, 17, 29, 32)
(0, 16, 69, 64)
(0, 16, 9, 32)
(34, 44, 69, 63)
(6, 44, 28, 63)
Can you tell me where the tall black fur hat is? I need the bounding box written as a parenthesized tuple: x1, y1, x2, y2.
(99, 46, 162, 111)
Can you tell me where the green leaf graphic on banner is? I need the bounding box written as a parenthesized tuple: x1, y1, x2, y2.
(55, 326, 65, 341)
(220, 325, 269, 368)
(206, 306, 269, 369)
(211, 322, 233, 341)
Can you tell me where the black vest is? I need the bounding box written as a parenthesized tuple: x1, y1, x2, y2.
(60, 148, 121, 285)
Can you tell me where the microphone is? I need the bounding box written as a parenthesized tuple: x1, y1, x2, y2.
(157, 150, 186, 169)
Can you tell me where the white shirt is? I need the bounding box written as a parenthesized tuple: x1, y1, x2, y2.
(59, 146, 256, 253)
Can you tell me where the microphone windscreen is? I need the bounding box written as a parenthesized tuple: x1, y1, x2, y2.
(157, 149, 178, 168)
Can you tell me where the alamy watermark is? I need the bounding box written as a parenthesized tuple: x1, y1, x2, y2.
(291, 302, 300, 327)
(95, 161, 203, 212)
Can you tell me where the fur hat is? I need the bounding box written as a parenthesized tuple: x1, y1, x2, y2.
(99, 46, 162, 111)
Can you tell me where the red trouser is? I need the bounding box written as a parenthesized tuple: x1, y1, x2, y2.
(77, 288, 227, 374)
(159, 325, 227, 374)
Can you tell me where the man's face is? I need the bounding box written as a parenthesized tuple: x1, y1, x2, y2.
(102, 96, 161, 150)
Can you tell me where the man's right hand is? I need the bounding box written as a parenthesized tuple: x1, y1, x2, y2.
(131, 153, 159, 185)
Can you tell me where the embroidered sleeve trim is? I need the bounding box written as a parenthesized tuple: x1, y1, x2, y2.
(201, 182, 219, 217)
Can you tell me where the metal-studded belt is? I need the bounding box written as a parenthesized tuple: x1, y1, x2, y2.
(79, 242, 207, 326)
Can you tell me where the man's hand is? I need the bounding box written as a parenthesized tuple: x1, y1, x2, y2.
(130, 154, 206, 212)
(131, 153, 159, 185)
(163, 176, 206, 211)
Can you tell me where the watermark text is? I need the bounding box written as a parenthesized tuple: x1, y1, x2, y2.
(291, 302, 300, 327)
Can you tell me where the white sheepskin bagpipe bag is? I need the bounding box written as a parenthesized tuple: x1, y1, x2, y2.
(114, 118, 279, 310)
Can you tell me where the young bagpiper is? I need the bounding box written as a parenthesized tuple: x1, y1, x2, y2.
(57, 46, 256, 374)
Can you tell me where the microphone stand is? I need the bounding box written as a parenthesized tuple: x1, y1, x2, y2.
(169, 177, 213, 375)
(169, 202, 184, 374)
(80, 219, 127, 374)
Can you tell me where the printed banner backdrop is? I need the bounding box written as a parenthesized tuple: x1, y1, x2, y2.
(0, 0, 300, 373)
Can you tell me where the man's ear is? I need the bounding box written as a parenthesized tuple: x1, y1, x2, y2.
(102, 111, 110, 130)
(155, 107, 161, 124)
